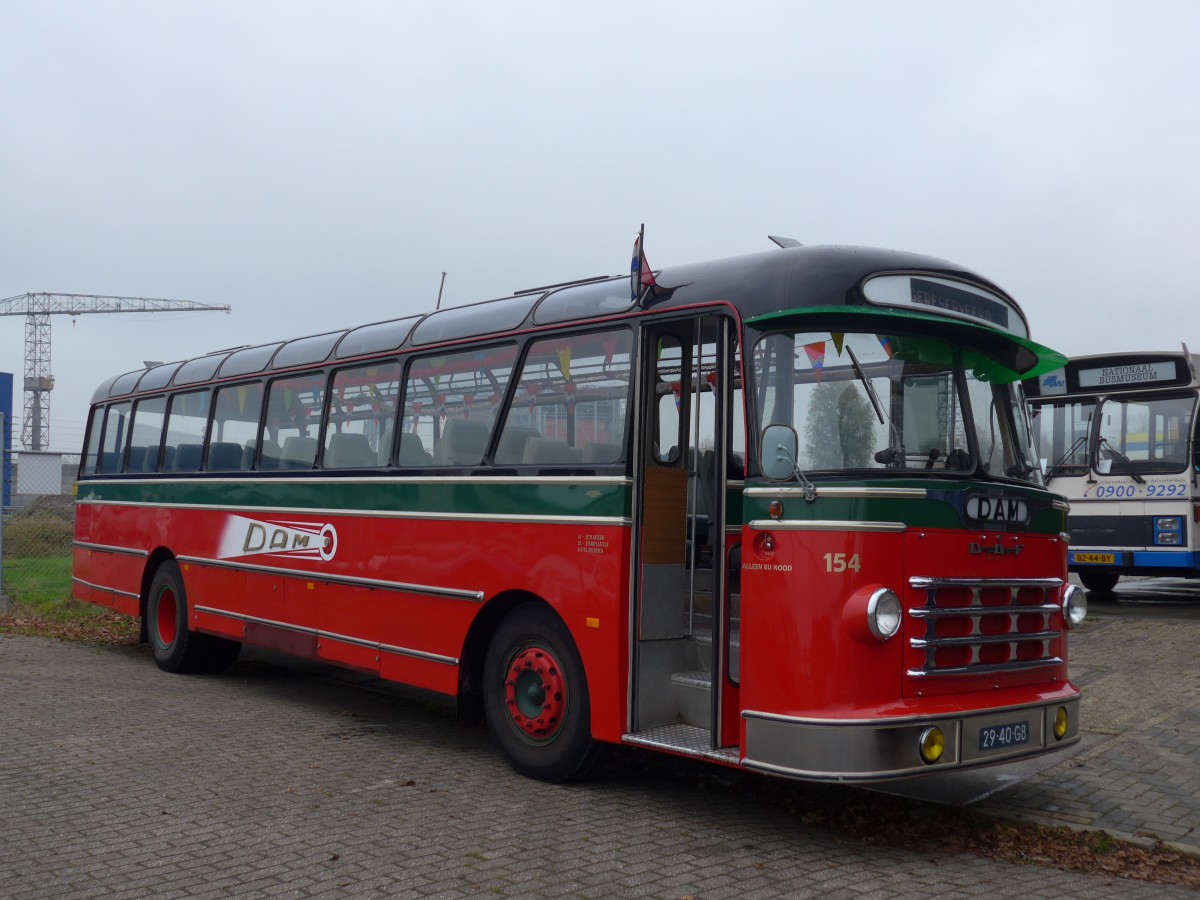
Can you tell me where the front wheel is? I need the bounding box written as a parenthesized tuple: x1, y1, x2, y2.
(1079, 571, 1120, 594)
(483, 604, 597, 783)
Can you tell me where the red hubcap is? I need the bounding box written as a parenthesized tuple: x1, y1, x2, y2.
(156, 589, 178, 647)
(504, 646, 566, 740)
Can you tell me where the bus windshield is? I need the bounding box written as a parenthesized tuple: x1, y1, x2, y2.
(752, 328, 1042, 483)
(1095, 393, 1195, 475)
(1030, 398, 1096, 477)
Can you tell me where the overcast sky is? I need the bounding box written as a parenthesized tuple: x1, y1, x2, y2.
(2, 1, 1198, 453)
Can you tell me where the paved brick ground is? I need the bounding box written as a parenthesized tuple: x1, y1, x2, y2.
(2, 630, 1195, 898)
(971, 612, 1200, 851)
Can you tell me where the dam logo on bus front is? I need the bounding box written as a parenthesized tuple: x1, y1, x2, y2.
(964, 495, 1029, 525)
(217, 515, 338, 562)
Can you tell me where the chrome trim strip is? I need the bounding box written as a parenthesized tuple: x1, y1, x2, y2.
(75, 500, 631, 528)
(194, 606, 459, 666)
(71, 576, 139, 601)
(909, 603, 1060, 619)
(748, 519, 906, 533)
(910, 630, 1059, 649)
(745, 486, 927, 500)
(909, 576, 1063, 590)
(81, 474, 631, 487)
(71, 540, 149, 558)
(1050, 500, 1071, 512)
(741, 694, 1072, 726)
(179, 555, 484, 602)
(906, 657, 1063, 678)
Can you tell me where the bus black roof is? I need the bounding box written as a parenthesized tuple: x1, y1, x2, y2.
(93, 243, 1021, 402)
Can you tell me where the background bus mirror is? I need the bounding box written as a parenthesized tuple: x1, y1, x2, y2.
(760, 424, 799, 481)
(1040, 458, 1048, 474)
(1097, 458, 1112, 474)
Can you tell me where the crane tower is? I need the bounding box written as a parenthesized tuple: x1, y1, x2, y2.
(0, 293, 231, 451)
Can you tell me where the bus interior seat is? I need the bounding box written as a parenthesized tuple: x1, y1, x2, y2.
(141, 446, 162, 472)
(172, 443, 204, 472)
(254, 439, 281, 469)
(208, 441, 244, 470)
(99, 451, 123, 474)
(398, 433, 432, 466)
(325, 432, 375, 468)
(581, 441, 619, 464)
(437, 418, 488, 467)
(523, 438, 583, 465)
(125, 446, 147, 472)
(280, 436, 318, 469)
(155, 446, 175, 472)
(494, 425, 540, 464)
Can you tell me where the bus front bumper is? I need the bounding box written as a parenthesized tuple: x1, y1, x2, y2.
(740, 697, 1081, 782)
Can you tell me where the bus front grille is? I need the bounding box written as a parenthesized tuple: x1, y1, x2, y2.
(905, 576, 1064, 678)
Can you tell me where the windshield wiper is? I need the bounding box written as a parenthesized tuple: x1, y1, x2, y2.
(1098, 435, 1146, 484)
(845, 344, 903, 464)
(1045, 435, 1088, 479)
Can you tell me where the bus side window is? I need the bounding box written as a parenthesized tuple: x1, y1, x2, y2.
(403, 344, 516, 468)
(129, 396, 167, 473)
(211, 382, 264, 471)
(324, 360, 402, 469)
(97, 401, 132, 473)
(496, 328, 633, 467)
(162, 390, 211, 475)
(264, 373, 326, 470)
(653, 336, 684, 465)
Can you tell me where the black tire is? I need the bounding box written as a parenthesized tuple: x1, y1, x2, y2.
(1079, 571, 1120, 594)
(146, 560, 241, 674)
(483, 603, 598, 783)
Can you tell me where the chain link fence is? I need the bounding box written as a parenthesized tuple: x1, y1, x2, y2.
(1, 454, 78, 614)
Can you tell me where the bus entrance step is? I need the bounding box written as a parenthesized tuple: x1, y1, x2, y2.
(622, 724, 740, 764)
(671, 670, 712, 728)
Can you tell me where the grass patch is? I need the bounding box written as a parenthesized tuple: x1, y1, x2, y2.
(3, 555, 73, 610)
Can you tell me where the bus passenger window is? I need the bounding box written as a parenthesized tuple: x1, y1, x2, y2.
(211, 383, 263, 471)
(97, 401, 132, 473)
(264, 374, 326, 470)
(129, 396, 167, 472)
(496, 328, 633, 467)
(653, 337, 683, 464)
(403, 345, 516, 468)
(324, 361, 401, 469)
(163, 391, 210, 474)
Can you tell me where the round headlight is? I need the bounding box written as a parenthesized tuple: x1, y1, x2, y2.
(919, 726, 945, 764)
(1053, 706, 1069, 740)
(867, 588, 902, 641)
(1062, 584, 1087, 629)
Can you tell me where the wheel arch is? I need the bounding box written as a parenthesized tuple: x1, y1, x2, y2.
(458, 590, 562, 721)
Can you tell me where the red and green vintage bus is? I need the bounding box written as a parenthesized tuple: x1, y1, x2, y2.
(74, 236, 1085, 783)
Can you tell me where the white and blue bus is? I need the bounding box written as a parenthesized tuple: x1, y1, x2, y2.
(1028, 348, 1199, 592)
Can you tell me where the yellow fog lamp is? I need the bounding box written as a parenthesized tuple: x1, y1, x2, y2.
(1053, 706, 1069, 741)
(919, 726, 945, 764)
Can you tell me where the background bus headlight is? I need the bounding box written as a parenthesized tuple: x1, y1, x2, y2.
(1154, 516, 1183, 545)
(1062, 584, 1087, 628)
(867, 588, 902, 641)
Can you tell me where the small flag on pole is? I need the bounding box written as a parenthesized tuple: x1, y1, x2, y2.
(631, 223, 657, 302)
(803, 341, 826, 382)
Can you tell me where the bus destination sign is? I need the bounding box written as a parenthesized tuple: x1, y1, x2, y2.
(1077, 361, 1176, 388)
(861, 274, 1027, 338)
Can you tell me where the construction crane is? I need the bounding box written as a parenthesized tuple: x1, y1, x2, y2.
(0, 293, 231, 451)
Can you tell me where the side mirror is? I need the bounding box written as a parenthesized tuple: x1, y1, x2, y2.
(760, 424, 799, 481)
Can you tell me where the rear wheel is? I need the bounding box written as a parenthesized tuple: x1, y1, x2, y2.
(147, 560, 241, 674)
(1079, 571, 1120, 594)
(483, 604, 597, 783)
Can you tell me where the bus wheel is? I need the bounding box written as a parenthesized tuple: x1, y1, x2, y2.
(483, 604, 598, 783)
(148, 560, 198, 673)
(147, 560, 241, 674)
(1079, 572, 1119, 594)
